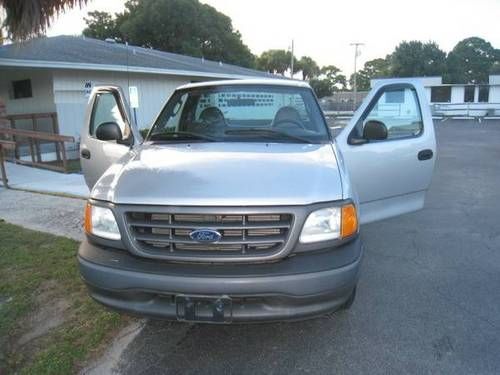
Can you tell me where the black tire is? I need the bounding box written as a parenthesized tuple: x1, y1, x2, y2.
(342, 286, 357, 310)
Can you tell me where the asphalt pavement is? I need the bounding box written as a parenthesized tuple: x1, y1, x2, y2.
(114, 119, 500, 375)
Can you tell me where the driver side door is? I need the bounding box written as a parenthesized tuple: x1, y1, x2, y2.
(336, 80, 436, 224)
(80, 85, 141, 189)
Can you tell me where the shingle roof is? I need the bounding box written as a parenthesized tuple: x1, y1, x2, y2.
(0, 35, 275, 79)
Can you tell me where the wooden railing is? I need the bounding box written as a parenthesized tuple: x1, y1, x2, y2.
(0, 127, 75, 173)
(6, 112, 60, 160)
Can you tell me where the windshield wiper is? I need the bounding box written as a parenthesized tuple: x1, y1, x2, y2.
(224, 128, 312, 143)
(148, 131, 217, 142)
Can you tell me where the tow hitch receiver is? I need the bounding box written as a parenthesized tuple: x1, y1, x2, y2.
(176, 295, 233, 323)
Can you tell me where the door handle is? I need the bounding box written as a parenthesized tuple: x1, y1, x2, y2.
(418, 149, 433, 161)
(81, 148, 91, 159)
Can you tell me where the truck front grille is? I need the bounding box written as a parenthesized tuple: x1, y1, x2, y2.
(125, 211, 293, 260)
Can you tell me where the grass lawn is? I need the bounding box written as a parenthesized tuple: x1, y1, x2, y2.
(0, 220, 130, 374)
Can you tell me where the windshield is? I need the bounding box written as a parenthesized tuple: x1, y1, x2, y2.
(147, 84, 330, 144)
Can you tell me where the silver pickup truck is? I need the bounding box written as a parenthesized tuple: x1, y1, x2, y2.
(78, 79, 435, 323)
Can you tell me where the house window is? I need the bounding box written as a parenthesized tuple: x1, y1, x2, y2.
(430, 86, 451, 103)
(478, 86, 489, 103)
(464, 85, 475, 103)
(12, 79, 33, 99)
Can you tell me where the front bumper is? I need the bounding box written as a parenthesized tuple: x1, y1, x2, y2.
(78, 237, 363, 322)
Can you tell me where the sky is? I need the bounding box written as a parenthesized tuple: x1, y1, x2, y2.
(47, 0, 500, 76)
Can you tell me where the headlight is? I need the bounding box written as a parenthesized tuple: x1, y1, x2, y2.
(84, 203, 121, 240)
(299, 203, 358, 243)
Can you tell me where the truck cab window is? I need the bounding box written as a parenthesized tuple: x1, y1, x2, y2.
(90, 92, 128, 138)
(362, 87, 423, 140)
(149, 85, 329, 144)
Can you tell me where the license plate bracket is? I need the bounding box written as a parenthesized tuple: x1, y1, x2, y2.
(175, 295, 232, 323)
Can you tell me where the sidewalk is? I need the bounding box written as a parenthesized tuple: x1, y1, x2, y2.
(0, 162, 89, 198)
(0, 188, 85, 240)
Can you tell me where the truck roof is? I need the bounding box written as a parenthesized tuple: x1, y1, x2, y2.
(177, 78, 312, 90)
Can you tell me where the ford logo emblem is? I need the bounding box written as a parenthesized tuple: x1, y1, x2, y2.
(189, 228, 222, 243)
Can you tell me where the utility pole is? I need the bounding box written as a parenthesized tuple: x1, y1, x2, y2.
(290, 39, 294, 79)
(350, 42, 364, 111)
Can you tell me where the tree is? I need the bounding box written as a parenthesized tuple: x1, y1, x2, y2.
(445, 37, 498, 83)
(83, 0, 255, 68)
(309, 64, 347, 98)
(491, 56, 500, 75)
(309, 78, 333, 98)
(390, 41, 446, 78)
(83, 11, 121, 41)
(321, 65, 347, 90)
(349, 58, 391, 91)
(296, 56, 320, 80)
(0, 0, 89, 40)
(257, 49, 296, 75)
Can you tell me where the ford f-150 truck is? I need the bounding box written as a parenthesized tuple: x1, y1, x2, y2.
(78, 78, 435, 323)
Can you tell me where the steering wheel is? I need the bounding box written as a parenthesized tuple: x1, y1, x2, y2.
(273, 118, 307, 130)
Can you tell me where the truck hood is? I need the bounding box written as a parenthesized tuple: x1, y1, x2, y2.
(91, 142, 342, 206)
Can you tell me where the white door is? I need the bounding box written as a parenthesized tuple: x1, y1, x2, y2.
(80, 86, 141, 189)
(336, 79, 436, 224)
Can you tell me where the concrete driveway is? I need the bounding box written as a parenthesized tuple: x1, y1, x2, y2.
(1, 120, 499, 374)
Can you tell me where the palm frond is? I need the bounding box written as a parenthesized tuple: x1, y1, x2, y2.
(0, 0, 88, 40)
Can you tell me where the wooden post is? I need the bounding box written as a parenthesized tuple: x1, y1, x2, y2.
(60, 141, 68, 173)
(28, 139, 36, 163)
(9, 118, 20, 160)
(0, 100, 8, 176)
(32, 115, 42, 163)
(55, 141, 61, 162)
(51, 113, 62, 162)
(0, 144, 8, 188)
(0, 141, 15, 188)
(51, 112, 60, 134)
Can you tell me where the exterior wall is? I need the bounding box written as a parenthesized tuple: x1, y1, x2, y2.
(423, 87, 432, 103)
(489, 75, 500, 103)
(371, 76, 442, 89)
(415, 76, 443, 87)
(0, 68, 56, 116)
(489, 75, 500, 85)
(53, 70, 196, 140)
(450, 86, 464, 103)
(489, 87, 500, 103)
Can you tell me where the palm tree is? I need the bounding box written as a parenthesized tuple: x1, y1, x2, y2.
(0, 0, 88, 40)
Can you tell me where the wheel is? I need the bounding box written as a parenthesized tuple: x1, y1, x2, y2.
(342, 286, 357, 310)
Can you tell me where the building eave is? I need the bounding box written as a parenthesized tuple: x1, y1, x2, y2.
(0, 58, 269, 80)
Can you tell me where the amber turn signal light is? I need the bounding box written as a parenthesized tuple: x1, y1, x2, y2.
(341, 203, 358, 238)
(84, 202, 92, 234)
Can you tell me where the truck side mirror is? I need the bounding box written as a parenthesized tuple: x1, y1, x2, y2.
(96, 122, 123, 141)
(363, 120, 388, 141)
